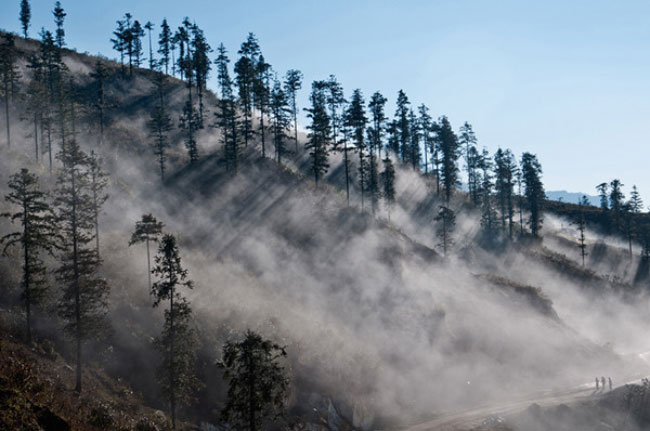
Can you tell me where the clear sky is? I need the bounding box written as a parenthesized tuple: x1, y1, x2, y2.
(2, 0, 650, 199)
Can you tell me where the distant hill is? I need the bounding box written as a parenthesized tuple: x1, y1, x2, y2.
(546, 190, 600, 206)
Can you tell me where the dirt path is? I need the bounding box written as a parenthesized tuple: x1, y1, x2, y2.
(402, 383, 607, 431)
(402, 351, 650, 430)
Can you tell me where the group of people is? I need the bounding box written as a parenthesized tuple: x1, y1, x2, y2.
(595, 376, 613, 392)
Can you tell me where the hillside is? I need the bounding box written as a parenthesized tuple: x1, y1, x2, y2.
(2, 28, 650, 431)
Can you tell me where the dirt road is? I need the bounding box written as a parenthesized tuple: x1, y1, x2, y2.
(403, 383, 603, 431)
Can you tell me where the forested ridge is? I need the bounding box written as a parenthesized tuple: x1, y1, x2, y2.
(2, 2, 650, 431)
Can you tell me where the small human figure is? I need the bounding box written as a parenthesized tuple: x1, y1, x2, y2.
(601, 376, 606, 390)
(608, 377, 612, 391)
(595, 377, 599, 390)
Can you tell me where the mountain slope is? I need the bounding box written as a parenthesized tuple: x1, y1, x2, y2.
(1, 31, 650, 430)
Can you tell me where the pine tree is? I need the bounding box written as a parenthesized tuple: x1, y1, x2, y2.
(428, 121, 441, 195)
(220, 330, 289, 431)
(270, 77, 291, 165)
(394, 90, 410, 163)
(254, 55, 271, 157)
(89, 61, 109, 146)
(121, 13, 135, 75)
(596, 182, 609, 211)
(466, 146, 481, 205)
(436, 116, 461, 203)
(54, 139, 110, 393)
(607, 178, 625, 235)
(494, 148, 517, 237)
(515, 168, 524, 237)
(283, 69, 303, 153)
(407, 109, 421, 170)
(132, 20, 145, 68)
(158, 19, 172, 75)
(368, 91, 387, 159)
(111, 18, 127, 74)
(143, 21, 154, 70)
(20, 0, 31, 39)
(1, 169, 59, 343)
(25, 54, 48, 160)
(214, 43, 240, 173)
(386, 119, 400, 157)
(339, 107, 353, 205)
(235, 33, 260, 148)
(151, 234, 199, 431)
(129, 214, 163, 290)
(577, 196, 588, 266)
(88, 151, 108, 257)
(380, 156, 396, 220)
(626, 188, 643, 257)
(347, 89, 367, 209)
(190, 24, 211, 127)
(367, 129, 380, 215)
(459, 122, 477, 200)
(304, 81, 331, 184)
(53, 1, 66, 48)
(418, 104, 433, 174)
(1, 34, 21, 148)
(148, 73, 172, 181)
(38, 29, 62, 173)
(629, 185, 643, 213)
(326, 75, 346, 151)
(179, 100, 200, 164)
(477, 149, 497, 236)
(174, 20, 191, 81)
(609, 179, 624, 215)
(520, 152, 545, 237)
(53, 65, 73, 160)
(435, 206, 456, 257)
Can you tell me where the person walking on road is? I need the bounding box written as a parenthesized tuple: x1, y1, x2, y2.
(608, 377, 612, 391)
(595, 377, 599, 391)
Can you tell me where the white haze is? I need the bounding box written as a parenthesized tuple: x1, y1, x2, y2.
(1, 48, 650, 425)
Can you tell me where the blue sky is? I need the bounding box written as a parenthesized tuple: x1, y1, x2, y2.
(2, 0, 650, 200)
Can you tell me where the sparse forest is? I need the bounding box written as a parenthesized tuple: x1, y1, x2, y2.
(2, 2, 650, 431)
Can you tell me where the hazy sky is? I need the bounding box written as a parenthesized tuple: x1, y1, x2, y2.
(1, 0, 650, 199)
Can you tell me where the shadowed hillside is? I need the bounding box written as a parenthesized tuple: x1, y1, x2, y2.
(1, 21, 650, 431)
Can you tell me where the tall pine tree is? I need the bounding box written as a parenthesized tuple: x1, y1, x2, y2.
(283, 69, 303, 153)
(1, 169, 59, 343)
(151, 234, 199, 431)
(304, 81, 331, 185)
(215, 43, 240, 173)
(53, 1, 66, 48)
(55, 139, 110, 393)
(436, 116, 460, 203)
(520, 152, 545, 237)
(20, 0, 31, 38)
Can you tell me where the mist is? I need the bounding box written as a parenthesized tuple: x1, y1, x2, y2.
(1, 37, 650, 430)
